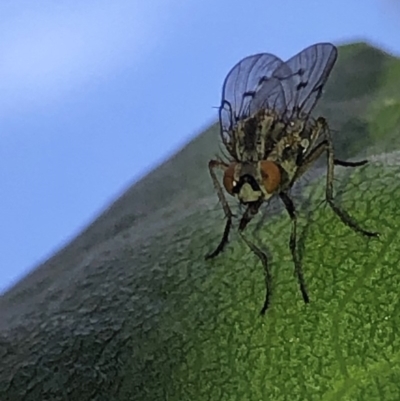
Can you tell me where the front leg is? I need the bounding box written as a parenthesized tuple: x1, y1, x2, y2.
(239, 232, 272, 315)
(205, 159, 235, 260)
(238, 199, 263, 231)
(279, 192, 310, 304)
(238, 201, 272, 315)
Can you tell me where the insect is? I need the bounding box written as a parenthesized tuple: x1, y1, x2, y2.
(206, 43, 379, 315)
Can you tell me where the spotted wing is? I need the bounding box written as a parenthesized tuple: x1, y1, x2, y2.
(273, 43, 338, 120)
(248, 75, 288, 116)
(219, 53, 284, 148)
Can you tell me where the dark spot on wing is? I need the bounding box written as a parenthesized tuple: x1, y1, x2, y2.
(296, 81, 308, 91)
(243, 91, 256, 98)
(297, 68, 305, 76)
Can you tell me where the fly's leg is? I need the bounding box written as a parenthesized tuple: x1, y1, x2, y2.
(279, 192, 310, 304)
(240, 233, 272, 315)
(205, 218, 232, 260)
(294, 143, 368, 184)
(239, 202, 272, 315)
(334, 159, 368, 167)
(320, 117, 379, 237)
(296, 118, 378, 236)
(238, 199, 263, 231)
(205, 159, 234, 259)
(294, 118, 368, 184)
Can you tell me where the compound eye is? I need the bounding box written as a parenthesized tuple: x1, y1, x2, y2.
(223, 163, 237, 195)
(260, 161, 281, 194)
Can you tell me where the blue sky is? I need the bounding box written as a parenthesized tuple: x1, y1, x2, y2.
(1, 0, 399, 293)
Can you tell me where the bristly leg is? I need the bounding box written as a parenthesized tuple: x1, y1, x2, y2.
(279, 192, 310, 304)
(205, 218, 232, 260)
(292, 120, 378, 238)
(334, 159, 368, 167)
(205, 159, 234, 259)
(240, 232, 272, 315)
(321, 117, 379, 238)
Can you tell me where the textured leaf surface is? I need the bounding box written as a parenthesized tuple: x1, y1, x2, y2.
(1, 42, 400, 401)
(130, 158, 400, 401)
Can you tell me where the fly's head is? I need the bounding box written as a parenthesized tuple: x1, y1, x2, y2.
(223, 161, 281, 204)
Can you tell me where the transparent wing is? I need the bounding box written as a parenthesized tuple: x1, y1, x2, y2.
(248, 76, 288, 116)
(219, 53, 284, 135)
(273, 43, 338, 119)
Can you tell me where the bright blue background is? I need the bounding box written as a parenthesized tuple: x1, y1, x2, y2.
(1, 0, 399, 292)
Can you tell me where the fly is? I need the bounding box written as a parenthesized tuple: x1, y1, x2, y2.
(206, 43, 379, 315)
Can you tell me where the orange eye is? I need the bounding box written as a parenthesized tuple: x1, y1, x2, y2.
(260, 161, 281, 194)
(223, 163, 237, 195)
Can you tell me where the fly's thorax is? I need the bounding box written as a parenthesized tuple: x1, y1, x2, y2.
(266, 119, 286, 149)
(222, 161, 281, 203)
(232, 110, 277, 162)
(267, 128, 310, 187)
(257, 109, 279, 138)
